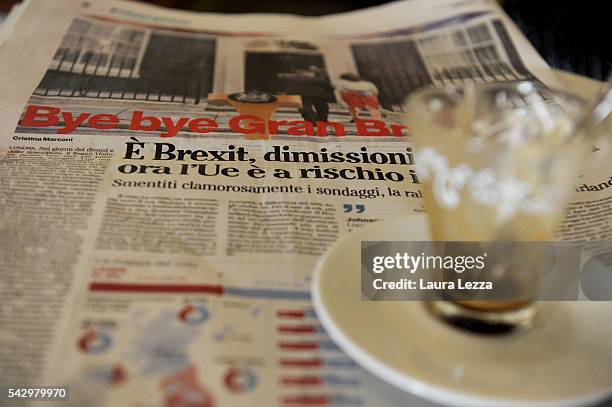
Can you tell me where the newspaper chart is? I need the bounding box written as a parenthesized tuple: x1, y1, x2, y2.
(0, 0, 610, 406)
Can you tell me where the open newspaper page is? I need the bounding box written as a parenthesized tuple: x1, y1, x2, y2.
(0, 0, 609, 405)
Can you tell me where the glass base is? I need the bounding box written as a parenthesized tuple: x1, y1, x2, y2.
(427, 301, 536, 335)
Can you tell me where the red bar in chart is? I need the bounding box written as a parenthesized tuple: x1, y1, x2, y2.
(280, 358, 324, 368)
(89, 282, 224, 294)
(277, 309, 316, 319)
(278, 325, 319, 334)
(279, 341, 319, 350)
(281, 376, 322, 386)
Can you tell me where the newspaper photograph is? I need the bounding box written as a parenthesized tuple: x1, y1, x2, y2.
(0, 0, 610, 406)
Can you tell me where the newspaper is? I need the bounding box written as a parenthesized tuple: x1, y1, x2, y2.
(0, 0, 609, 406)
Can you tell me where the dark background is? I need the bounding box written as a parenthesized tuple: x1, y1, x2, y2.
(1, 0, 609, 80)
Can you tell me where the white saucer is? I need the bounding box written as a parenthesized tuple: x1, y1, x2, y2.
(311, 214, 612, 407)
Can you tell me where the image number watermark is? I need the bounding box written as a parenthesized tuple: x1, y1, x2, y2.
(1, 386, 69, 400)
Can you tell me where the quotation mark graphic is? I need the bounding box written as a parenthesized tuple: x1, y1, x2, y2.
(344, 204, 365, 213)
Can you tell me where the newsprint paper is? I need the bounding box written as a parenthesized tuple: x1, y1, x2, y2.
(0, 0, 610, 406)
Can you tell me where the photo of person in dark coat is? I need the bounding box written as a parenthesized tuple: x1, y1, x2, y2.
(278, 65, 334, 125)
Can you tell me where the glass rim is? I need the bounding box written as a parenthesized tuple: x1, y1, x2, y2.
(402, 80, 589, 117)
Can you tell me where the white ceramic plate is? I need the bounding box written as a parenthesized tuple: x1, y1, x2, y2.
(312, 214, 612, 407)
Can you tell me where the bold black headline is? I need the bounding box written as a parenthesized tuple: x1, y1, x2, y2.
(118, 139, 420, 183)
